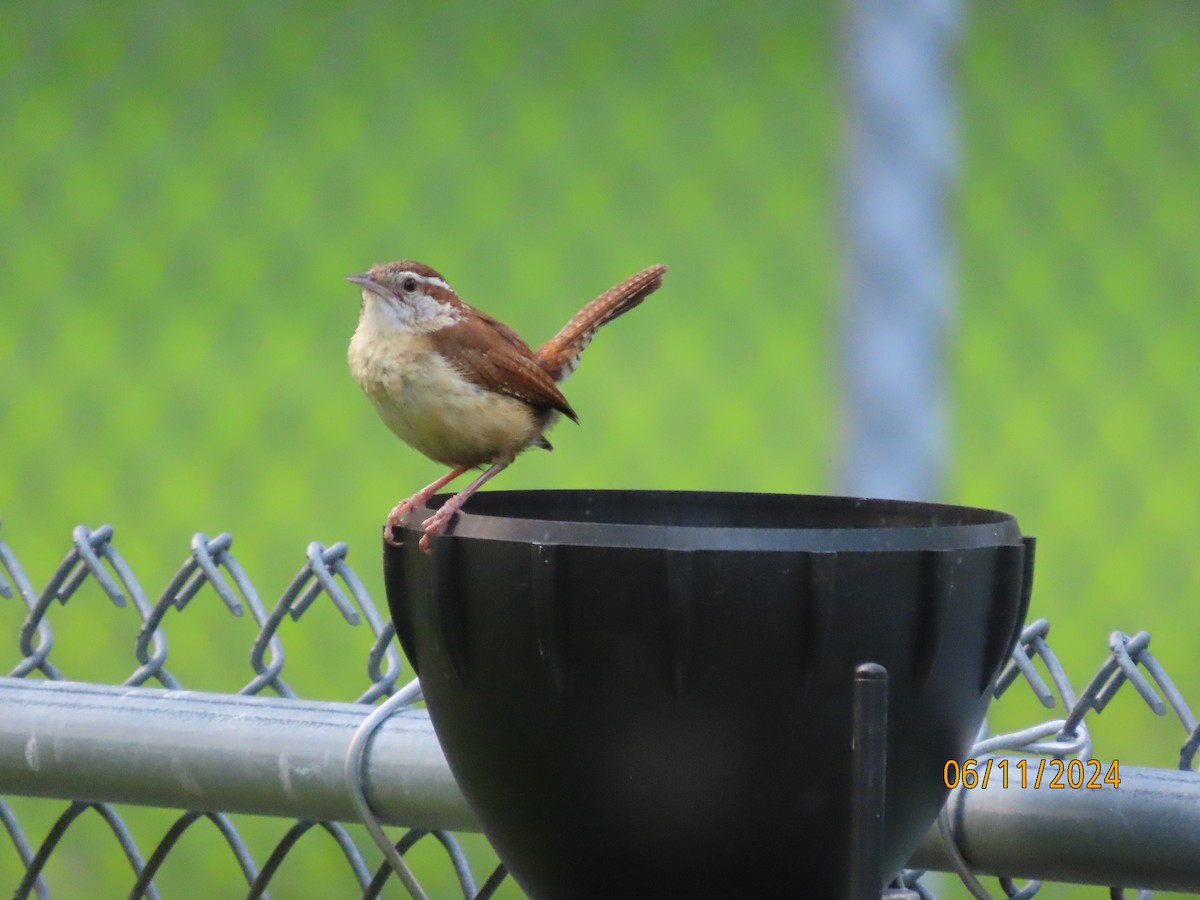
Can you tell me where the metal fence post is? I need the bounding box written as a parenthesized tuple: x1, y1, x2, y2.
(840, 0, 962, 500)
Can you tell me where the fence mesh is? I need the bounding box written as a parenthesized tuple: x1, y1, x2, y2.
(3, 522, 1197, 898)
(0, 523, 503, 899)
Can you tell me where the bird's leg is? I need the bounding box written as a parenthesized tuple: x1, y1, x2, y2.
(385, 465, 470, 545)
(419, 462, 509, 552)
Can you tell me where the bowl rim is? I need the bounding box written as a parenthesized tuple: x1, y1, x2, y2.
(402, 489, 1025, 553)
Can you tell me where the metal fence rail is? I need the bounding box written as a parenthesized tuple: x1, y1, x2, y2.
(3, 524, 1199, 898)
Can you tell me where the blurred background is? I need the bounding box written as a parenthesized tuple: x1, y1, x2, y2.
(1, 1, 1197, 897)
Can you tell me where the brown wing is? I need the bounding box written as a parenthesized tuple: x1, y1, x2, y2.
(429, 309, 579, 422)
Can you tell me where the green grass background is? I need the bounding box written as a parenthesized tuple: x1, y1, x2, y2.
(2, 2, 1197, 897)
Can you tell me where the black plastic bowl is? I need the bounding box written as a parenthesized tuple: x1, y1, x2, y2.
(383, 490, 1033, 898)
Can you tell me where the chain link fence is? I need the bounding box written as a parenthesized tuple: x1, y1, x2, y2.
(0, 522, 504, 899)
(3, 522, 1198, 898)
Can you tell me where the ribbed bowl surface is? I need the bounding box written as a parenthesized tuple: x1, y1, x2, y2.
(384, 490, 1034, 898)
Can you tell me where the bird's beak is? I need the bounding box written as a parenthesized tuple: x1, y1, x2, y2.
(346, 273, 390, 298)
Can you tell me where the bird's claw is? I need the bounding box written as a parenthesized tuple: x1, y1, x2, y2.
(418, 505, 458, 552)
(384, 494, 432, 549)
(384, 497, 422, 547)
(388, 498, 417, 527)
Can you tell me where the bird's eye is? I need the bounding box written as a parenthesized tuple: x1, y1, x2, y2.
(402, 276, 418, 292)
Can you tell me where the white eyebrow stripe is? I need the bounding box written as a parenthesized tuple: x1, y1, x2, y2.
(412, 274, 452, 291)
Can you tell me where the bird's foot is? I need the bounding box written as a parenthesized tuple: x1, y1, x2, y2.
(418, 503, 461, 553)
(384, 497, 422, 546)
(388, 497, 418, 526)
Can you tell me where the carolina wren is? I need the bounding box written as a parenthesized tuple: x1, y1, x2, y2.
(347, 261, 668, 551)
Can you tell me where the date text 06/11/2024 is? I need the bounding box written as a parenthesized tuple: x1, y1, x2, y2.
(943, 758, 1121, 791)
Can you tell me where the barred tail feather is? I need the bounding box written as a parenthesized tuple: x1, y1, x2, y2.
(536, 264, 667, 383)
